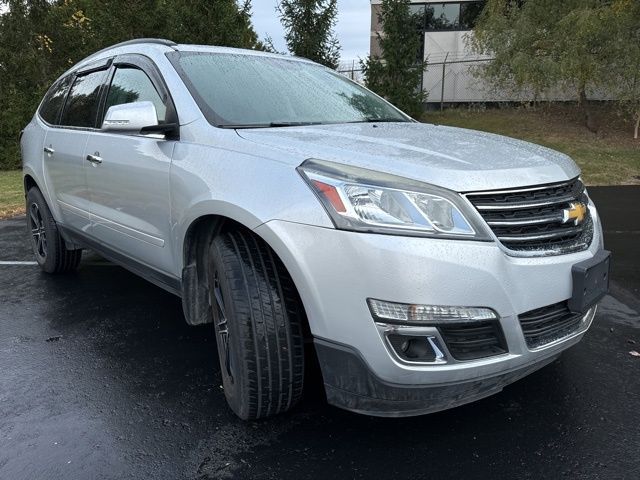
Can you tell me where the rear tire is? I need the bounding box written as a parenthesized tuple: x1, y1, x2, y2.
(26, 187, 82, 273)
(208, 229, 305, 420)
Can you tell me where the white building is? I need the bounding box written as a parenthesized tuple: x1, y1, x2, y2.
(369, 1, 503, 104)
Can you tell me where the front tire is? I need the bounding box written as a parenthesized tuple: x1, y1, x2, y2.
(26, 187, 82, 273)
(208, 229, 305, 420)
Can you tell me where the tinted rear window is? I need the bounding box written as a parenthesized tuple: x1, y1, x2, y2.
(39, 76, 72, 125)
(61, 70, 108, 128)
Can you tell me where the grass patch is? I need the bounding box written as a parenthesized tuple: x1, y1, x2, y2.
(0, 170, 24, 218)
(423, 105, 640, 186)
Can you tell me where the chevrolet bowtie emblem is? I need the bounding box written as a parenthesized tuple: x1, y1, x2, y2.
(562, 202, 587, 225)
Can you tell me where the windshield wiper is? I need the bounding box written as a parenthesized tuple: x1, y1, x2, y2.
(268, 121, 323, 127)
(223, 119, 407, 129)
(221, 121, 323, 129)
(352, 117, 409, 123)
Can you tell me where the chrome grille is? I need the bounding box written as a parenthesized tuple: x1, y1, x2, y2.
(465, 178, 593, 254)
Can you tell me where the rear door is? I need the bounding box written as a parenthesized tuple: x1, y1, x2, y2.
(43, 61, 110, 232)
(84, 54, 178, 274)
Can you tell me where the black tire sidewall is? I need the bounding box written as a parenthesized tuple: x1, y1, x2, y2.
(208, 238, 251, 419)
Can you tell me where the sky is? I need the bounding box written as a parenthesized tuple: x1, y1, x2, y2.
(251, 1, 371, 66)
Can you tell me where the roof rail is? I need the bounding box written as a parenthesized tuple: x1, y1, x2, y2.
(106, 38, 177, 49)
(83, 38, 177, 61)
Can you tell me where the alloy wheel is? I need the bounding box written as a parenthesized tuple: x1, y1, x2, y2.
(29, 202, 47, 259)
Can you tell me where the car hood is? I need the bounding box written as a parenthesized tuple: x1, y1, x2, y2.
(236, 122, 579, 192)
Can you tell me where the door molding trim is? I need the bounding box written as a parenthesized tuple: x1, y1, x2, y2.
(90, 211, 165, 247)
(60, 225, 182, 297)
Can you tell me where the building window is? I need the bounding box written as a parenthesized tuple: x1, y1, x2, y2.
(459, 1, 484, 29)
(410, 5, 427, 62)
(412, 1, 485, 32)
(426, 3, 460, 30)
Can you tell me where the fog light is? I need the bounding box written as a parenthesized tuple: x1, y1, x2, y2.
(368, 298, 497, 324)
(387, 334, 442, 362)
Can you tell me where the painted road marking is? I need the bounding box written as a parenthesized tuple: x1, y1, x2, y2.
(0, 260, 117, 266)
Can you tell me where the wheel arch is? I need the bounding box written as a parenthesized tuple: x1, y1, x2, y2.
(179, 211, 309, 336)
(23, 172, 39, 194)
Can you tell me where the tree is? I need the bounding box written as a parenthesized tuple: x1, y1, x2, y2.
(0, 0, 265, 170)
(361, 0, 426, 118)
(601, 0, 640, 138)
(278, 0, 340, 68)
(0, 0, 53, 170)
(163, 0, 261, 49)
(470, 0, 640, 136)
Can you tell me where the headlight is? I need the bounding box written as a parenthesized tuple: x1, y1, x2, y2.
(298, 159, 490, 239)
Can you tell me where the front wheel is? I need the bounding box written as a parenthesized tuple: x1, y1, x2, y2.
(208, 229, 305, 420)
(26, 187, 82, 273)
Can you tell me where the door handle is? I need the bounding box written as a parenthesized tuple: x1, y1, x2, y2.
(86, 153, 102, 165)
(43, 147, 55, 154)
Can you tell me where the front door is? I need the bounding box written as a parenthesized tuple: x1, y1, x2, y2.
(84, 59, 176, 274)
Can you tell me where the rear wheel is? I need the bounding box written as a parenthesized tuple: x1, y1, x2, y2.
(26, 187, 82, 273)
(208, 229, 305, 420)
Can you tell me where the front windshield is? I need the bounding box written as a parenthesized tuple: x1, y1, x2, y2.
(169, 52, 411, 128)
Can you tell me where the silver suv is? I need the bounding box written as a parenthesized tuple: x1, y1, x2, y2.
(21, 39, 610, 419)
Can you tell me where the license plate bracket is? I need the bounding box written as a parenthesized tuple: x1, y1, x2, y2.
(568, 250, 611, 314)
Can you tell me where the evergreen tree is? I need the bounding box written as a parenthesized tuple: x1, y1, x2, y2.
(278, 0, 340, 68)
(163, 0, 260, 49)
(361, 0, 426, 118)
(0, 0, 264, 170)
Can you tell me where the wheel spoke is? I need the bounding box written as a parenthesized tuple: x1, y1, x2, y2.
(29, 209, 39, 227)
(214, 286, 226, 320)
(40, 236, 47, 256)
(213, 273, 233, 383)
(222, 333, 232, 380)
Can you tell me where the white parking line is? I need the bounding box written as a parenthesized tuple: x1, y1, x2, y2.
(0, 261, 38, 265)
(0, 260, 117, 266)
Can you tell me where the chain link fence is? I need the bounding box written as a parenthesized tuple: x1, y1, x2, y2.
(337, 60, 365, 84)
(338, 57, 501, 105)
(338, 56, 584, 106)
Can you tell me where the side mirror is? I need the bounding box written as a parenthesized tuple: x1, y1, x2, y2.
(101, 101, 159, 133)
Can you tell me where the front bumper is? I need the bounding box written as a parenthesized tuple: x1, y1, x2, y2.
(254, 208, 604, 416)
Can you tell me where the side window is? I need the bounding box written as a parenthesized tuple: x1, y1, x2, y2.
(104, 67, 167, 123)
(61, 69, 107, 128)
(39, 75, 72, 125)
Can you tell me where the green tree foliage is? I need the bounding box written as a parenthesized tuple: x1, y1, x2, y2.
(604, 0, 640, 138)
(0, 0, 263, 170)
(471, 0, 640, 136)
(361, 0, 426, 118)
(278, 0, 340, 68)
(163, 0, 259, 48)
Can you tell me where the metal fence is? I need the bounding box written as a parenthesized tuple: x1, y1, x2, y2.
(424, 57, 495, 107)
(338, 57, 498, 105)
(337, 60, 365, 84)
(337, 56, 582, 106)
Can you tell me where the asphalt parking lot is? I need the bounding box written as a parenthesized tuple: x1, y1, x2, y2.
(1, 186, 639, 480)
